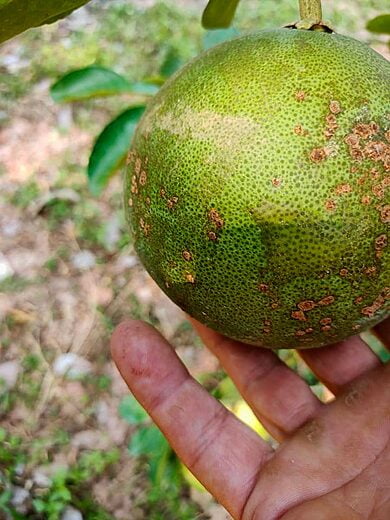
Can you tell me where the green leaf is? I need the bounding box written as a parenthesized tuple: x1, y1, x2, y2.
(366, 14, 390, 35)
(131, 82, 160, 95)
(129, 425, 169, 458)
(87, 106, 145, 196)
(160, 49, 184, 78)
(51, 66, 133, 103)
(203, 27, 240, 50)
(119, 395, 149, 425)
(202, 0, 241, 29)
(0, 0, 92, 44)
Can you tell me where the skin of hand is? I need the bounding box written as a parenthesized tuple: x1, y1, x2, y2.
(111, 318, 390, 520)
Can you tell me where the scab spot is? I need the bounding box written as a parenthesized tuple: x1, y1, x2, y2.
(318, 295, 335, 306)
(310, 147, 328, 163)
(298, 300, 316, 311)
(295, 91, 306, 101)
(258, 283, 269, 293)
(184, 273, 195, 284)
(325, 199, 337, 211)
(329, 100, 342, 114)
(339, 268, 348, 277)
(167, 196, 179, 209)
(291, 310, 306, 321)
(182, 250, 193, 261)
(208, 208, 224, 228)
(207, 231, 217, 241)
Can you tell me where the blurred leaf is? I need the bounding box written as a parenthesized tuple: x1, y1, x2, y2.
(129, 425, 168, 458)
(119, 395, 149, 425)
(160, 49, 184, 78)
(203, 27, 240, 50)
(366, 14, 390, 35)
(131, 82, 160, 95)
(51, 66, 133, 102)
(202, 0, 241, 29)
(87, 106, 145, 195)
(0, 0, 91, 44)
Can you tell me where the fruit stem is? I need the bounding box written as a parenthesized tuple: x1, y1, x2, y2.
(299, 0, 322, 23)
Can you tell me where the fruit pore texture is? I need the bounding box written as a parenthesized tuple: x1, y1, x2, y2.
(125, 28, 390, 349)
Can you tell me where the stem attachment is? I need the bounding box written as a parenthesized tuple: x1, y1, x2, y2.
(299, 0, 322, 24)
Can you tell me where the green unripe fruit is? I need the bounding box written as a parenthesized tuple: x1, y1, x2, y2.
(125, 28, 390, 349)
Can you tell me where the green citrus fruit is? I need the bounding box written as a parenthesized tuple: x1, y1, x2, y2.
(124, 28, 390, 349)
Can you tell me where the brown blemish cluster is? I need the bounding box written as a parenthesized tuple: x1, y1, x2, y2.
(291, 295, 335, 325)
(139, 217, 150, 236)
(339, 268, 348, 277)
(182, 250, 193, 261)
(184, 273, 195, 284)
(364, 266, 377, 277)
(294, 124, 309, 136)
(375, 234, 387, 258)
(379, 205, 390, 224)
(208, 208, 224, 228)
(334, 183, 352, 196)
(310, 147, 329, 163)
(361, 287, 390, 317)
(271, 178, 282, 187)
(159, 187, 179, 209)
(324, 101, 342, 139)
(329, 100, 342, 115)
(345, 121, 390, 169)
(295, 90, 306, 101)
(325, 199, 337, 212)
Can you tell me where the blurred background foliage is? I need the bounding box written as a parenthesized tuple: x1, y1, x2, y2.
(0, 1, 389, 519)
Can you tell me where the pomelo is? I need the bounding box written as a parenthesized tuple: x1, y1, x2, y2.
(124, 28, 390, 349)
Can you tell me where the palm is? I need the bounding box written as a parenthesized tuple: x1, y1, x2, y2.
(111, 318, 390, 520)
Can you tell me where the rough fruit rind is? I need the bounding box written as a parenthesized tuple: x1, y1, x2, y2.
(125, 28, 390, 349)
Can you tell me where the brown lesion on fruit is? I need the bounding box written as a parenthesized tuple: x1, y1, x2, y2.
(167, 196, 179, 209)
(321, 325, 332, 332)
(207, 231, 217, 241)
(134, 157, 142, 175)
(271, 178, 282, 187)
(372, 183, 385, 199)
(182, 250, 193, 261)
(318, 295, 335, 306)
(145, 196, 151, 206)
(375, 234, 387, 252)
(364, 266, 377, 277)
(353, 122, 379, 139)
(139, 170, 147, 186)
(361, 287, 390, 317)
(295, 329, 307, 337)
(208, 208, 224, 228)
(361, 195, 371, 205)
(270, 301, 279, 310)
(131, 175, 139, 195)
(320, 317, 332, 326)
(329, 100, 342, 115)
(324, 114, 339, 140)
(139, 217, 151, 236)
(298, 300, 316, 311)
(160, 187, 166, 198)
(325, 199, 337, 212)
(184, 272, 195, 284)
(339, 268, 348, 277)
(310, 147, 329, 163)
(295, 90, 306, 101)
(379, 204, 390, 224)
(126, 150, 136, 166)
(291, 310, 307, 321)
(294, 125, 309, 136)
(354, 296, 364, 305)
(334, 183, 352, 196)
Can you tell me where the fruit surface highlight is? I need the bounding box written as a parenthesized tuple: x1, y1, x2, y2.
(125, 28, 390, 349)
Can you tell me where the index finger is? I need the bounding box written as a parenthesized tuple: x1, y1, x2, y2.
(111, 320, 274, 519)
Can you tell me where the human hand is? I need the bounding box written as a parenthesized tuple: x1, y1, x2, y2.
(111, 318, 390, 520)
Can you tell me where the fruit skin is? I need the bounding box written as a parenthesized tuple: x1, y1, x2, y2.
(124, 28, 390, 349)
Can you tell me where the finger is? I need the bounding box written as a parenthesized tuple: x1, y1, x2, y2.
(111, 320, 273, 519)
(299, 334, 382, 394)
(373, 317, 390, 351)
(192, 320, 323, 441)
(242, 362, 390, 520)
